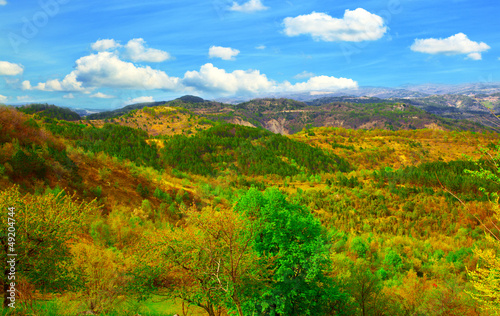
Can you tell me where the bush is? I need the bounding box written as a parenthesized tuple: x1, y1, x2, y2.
(91, 186, 102, 198)
(136, 183, 149, 198)
(351, 237, 368, 258)
(10, 148, 46, 178)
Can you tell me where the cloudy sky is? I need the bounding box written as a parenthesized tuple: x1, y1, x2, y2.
(0, 0, 498, 109)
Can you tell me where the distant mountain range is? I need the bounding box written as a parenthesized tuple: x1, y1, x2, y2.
(75, 95, 496, 135)
(7, 82, 500, 134)
(215, 83, 500, 103)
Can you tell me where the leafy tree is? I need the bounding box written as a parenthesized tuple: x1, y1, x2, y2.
(464, 147, 500, 314)
(346, 260, 386, 316)
(70, 242, 131, 314)
(351, 237, 369, 258)
(145, 206, 263, 316)
(235, 188, 348, 316)
(0, 186, 99, 307)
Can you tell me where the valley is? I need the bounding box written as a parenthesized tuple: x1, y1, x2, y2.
(1, 95, 500, 315)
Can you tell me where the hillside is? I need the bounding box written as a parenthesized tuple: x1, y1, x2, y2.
(2, 104, 500, 315)
(81, 96, 495, 136)
(303, 95, 500, 132)
(18, 103, 82, 121)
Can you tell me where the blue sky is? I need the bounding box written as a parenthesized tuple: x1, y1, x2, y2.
(0, 0, 498, 109)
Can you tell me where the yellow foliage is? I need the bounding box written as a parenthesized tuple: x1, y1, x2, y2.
(467, 240, 500, 315)
(70, 242, 132, 314)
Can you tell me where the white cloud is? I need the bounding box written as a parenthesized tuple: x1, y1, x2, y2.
(0, 1, 7, 6)
(230, 0, 268, 13)
(74, 52, 179, 89)
(17, 95, 31, 101)
(63, 93, 75, 99)
(91, 39, 121, 52)
(411, 33, 490, 60)
(255, 45, 266, 50)
(27, 52, 181, 92)
(280, 75, 358, 92)
(183, 63, 274, 95)
(127, 96, 154, 104)
(466, 52, 482, 60)
(23, 72, 86, 92)
(92, 38, 171, 62)
(283, 9, 387, 42)
(23, 39, 359, 98)
(182, 63, 357, 95)
(0, 95, 7, 103)
(21, 80, 31, 90)
(294, 71, 315, 79)
(0, 61, 23, 76)
(91, 92, 115, 98)
(123, 38, 171, 62)
(208, 46, 240, 60)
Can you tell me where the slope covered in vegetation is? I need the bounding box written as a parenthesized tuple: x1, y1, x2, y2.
(81, 97, 495, 136)
(1, 104, 500, 315)
(18, 103, 82, 121)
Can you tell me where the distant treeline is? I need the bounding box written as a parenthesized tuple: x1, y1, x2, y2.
(18, 103, 81, 121)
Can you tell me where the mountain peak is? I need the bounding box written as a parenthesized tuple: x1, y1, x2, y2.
(176, 95, 205, 103)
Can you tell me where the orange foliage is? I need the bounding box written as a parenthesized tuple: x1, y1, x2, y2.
(0, 106, 62, 149)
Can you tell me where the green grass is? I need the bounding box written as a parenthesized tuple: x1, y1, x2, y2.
(0, 296, 204, 316)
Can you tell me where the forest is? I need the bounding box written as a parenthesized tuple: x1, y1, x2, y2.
(1, 103, 500, 316)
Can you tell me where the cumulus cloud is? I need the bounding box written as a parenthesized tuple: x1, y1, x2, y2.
(0, 95, 7, 103)
(230, 0, 268, 13)
(283, 9, 387, 42)
(411, 33, 490, 60)
(23, 72, 86, 92)
(25, 40, 359, 98)
(21, 80, 31, 90)
(183, 63, 274, 95)
(27, 52, 181, 92)
(280, 75, 358, 92)
(91, 38, 171, 62)
(182, 63, 357, 95)
(123, 38, 171, 62)
(74, 52, 179, 89)
(91, 39, 121, 52)
(0, 1, 7, 6)
(90, 92, 115, 98)
(0, 61, 23, 76)
(63, 93, 75, 99)
(127, 96, 154, 104)
(208, 46, 240, 60)
(255, 45, 266, 50)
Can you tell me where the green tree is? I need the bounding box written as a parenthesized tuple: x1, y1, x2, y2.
(346, 260, 386, 316)
(235, 188, 348, 316)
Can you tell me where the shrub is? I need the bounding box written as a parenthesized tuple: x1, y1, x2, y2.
(351, 237, 368, 258)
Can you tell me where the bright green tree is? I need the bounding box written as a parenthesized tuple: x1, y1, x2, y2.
(235, 188, 348, 316)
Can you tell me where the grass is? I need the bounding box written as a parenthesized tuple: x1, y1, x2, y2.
(0, 296, 206, 316)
